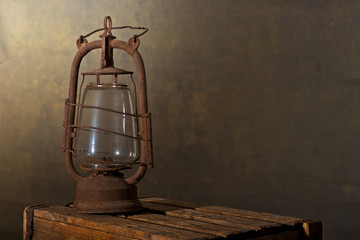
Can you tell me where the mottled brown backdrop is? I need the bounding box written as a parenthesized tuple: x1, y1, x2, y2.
(0, 1, 360, 239)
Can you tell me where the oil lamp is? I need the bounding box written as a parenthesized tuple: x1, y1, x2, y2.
(62, 16, 153, 213)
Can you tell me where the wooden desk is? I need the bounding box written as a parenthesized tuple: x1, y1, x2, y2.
(23, 198, 322, 240)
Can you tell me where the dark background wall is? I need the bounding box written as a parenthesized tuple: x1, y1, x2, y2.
(0, 1, 359, 239)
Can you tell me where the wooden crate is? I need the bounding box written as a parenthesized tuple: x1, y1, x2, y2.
(23, 197, 322, 240)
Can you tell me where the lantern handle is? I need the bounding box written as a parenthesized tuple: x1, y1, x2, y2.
(82, 25, 148, 39)
(102, 16, 113, 37)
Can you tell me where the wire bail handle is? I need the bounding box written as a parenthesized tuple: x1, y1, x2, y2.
(76, 16, 148, 50)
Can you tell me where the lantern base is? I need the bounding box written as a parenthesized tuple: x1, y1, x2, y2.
(74, 173, 142, 214)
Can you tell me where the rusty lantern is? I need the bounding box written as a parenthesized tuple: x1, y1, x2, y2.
(62, 16, 153, 213)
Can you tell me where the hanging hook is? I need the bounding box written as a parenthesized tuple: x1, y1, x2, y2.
(101, 16, 113, 37)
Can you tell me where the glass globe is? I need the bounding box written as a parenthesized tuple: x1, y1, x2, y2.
(75, 82, 139, 171)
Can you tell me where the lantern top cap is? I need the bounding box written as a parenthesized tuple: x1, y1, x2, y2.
(81, 67, 133, 76)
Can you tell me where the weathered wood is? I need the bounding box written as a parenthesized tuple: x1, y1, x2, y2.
(140, 197, 169, 202)
(141, 198, 304, 228)
(141, 201, 184, 212)
(166, 208, 282, 230)
(303, 221, 322, 240)
(140, 197, 202, 208)
(24, 199, 322, 240)
(196, 206, 304, 226)
(23, 206, 31, 240)
(32, 230, 60, 240)
(127, 213, 247, 238)
(23, 204, 47, 240)
(33, 217, 137, 240)
(34, 205, 216, 240)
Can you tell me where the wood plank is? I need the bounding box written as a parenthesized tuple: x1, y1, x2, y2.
(127, 213, 248, 238)
(33, 217, 136, 240)
(303, 221, 322, 240)
(141, 201, 184, 213)
(140, 198, 305, 227)
(166, 208, 282, 230)
(140, 198, 202, 208)
(140, 198, 305, 225)
(34, 205, 216, 240)
(23, 205, 31, 240)
(23, 204, 48, 240)
(33, 230, 60, 240)
(196, 206, 304, 226)
(140, 197, 169, 202)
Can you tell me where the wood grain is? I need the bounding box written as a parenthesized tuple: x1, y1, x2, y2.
(34, 205, 216, 240)
(33, 217, 137, 240)
(140, 197, 202, 208)
(26, 201, 321, 240)
(127, 213, 247, 238)
(196, 206, 304, 226)
(166, 208, 282, 230)
(140, 198, 304, 227)
(141, 201, 185, 212)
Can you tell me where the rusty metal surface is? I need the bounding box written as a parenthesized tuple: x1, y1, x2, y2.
(61, 16, 153, 213)
(81, 67, 132, 75)
(74, 174, 142, 213)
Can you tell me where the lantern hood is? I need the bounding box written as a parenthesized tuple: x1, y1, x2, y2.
(81, 67, 133, 76)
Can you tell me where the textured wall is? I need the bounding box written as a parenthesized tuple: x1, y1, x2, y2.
(0, 1, 360, 239)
